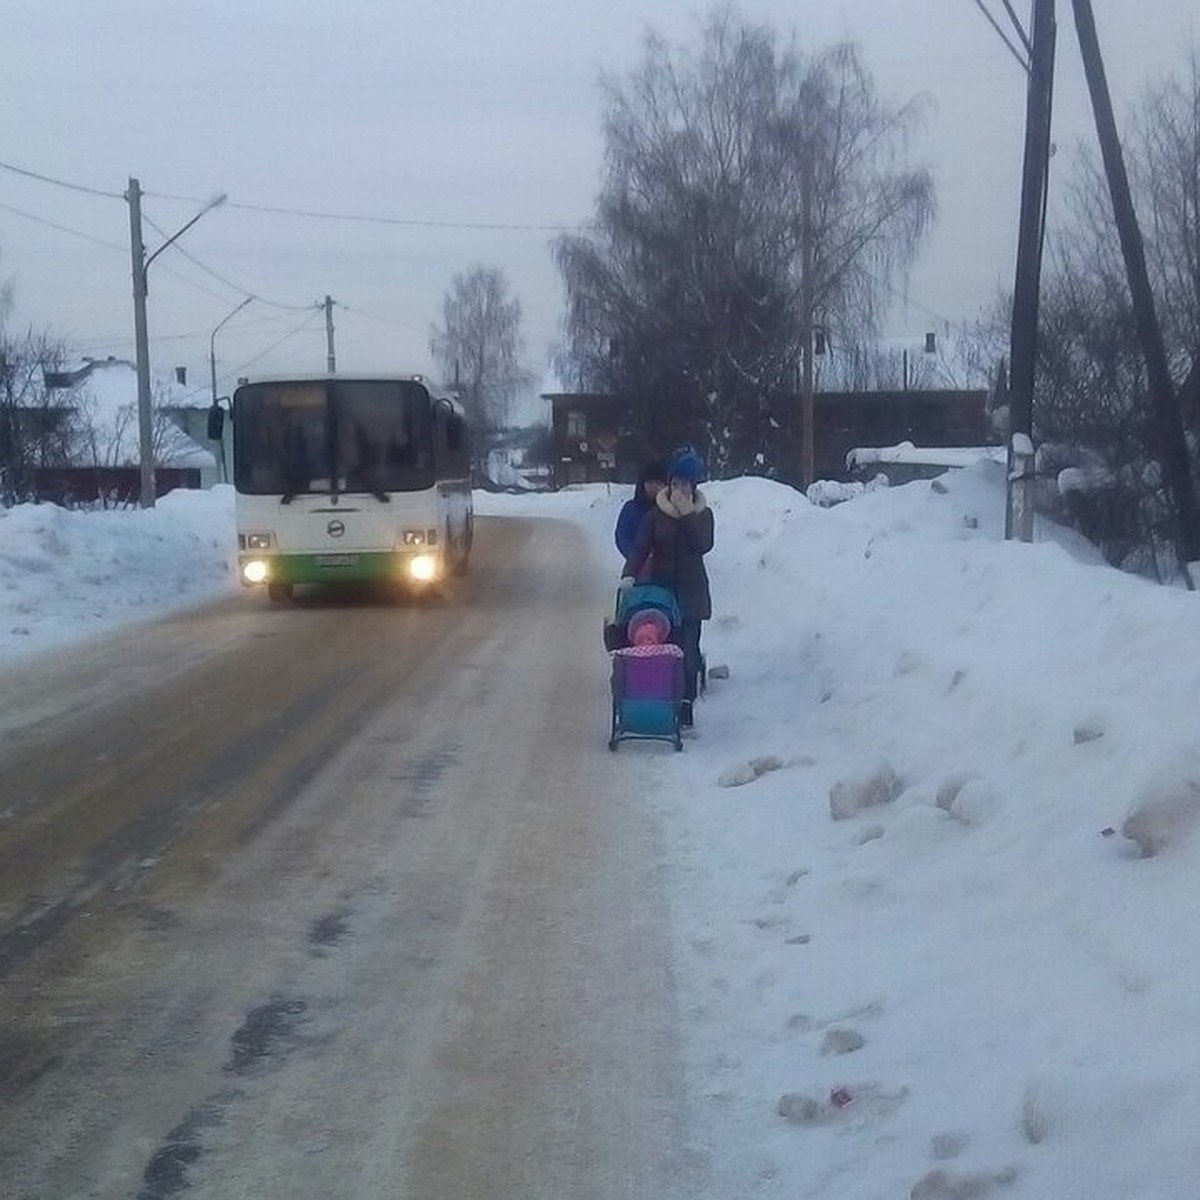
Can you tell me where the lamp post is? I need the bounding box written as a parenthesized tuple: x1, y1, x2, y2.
(208, 297, 253, 484)
(902, 332, 937, 391)
(127, 178, 227, 508)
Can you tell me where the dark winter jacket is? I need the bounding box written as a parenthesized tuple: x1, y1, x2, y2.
(623, 486, 714, 621)
(614, 459, 669, 561)
(615, 496, 649, 561)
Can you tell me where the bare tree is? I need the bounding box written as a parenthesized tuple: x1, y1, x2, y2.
(430, 266, 530, 475)
(0, 320, 74, 504)
(1034, 53, 1200, 575)
(554, 6, 934, 478)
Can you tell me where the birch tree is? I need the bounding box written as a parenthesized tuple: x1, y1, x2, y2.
(555, 7, 934, 477)
(430, 266, 530, 473)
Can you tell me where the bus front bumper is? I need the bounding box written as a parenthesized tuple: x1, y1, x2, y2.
(239, 550, 441, 588)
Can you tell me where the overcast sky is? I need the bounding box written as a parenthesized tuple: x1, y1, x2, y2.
(1, 1, 1196, 410)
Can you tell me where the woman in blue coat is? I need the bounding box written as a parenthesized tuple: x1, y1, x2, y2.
(614, 458, 668, 568)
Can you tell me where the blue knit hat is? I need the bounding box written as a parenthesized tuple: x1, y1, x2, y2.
(669, 447, 705, 484)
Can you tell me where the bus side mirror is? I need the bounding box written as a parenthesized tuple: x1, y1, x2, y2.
(207, 403, 225, 441)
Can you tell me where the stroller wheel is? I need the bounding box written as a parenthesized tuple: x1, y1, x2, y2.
(608, 736, 619, 751)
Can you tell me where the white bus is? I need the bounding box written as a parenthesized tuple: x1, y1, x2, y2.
(210, 375, 472, 601)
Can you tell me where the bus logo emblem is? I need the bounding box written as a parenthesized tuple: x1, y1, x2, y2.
(327, 520, 346, 538)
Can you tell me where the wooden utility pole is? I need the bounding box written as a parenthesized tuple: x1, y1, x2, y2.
(324, 295, 337, 374)
(799, 170, 816, 488)
(127, 177, 157, 509)
(126, 180, 226, 508)
(1005, 0, 1057, 542)
(1071, 0, 1200, 579)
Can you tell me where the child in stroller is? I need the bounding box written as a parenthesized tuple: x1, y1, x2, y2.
(606, 583, 686, 751)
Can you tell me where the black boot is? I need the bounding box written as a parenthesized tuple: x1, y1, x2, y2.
(680, 700, 694, 727)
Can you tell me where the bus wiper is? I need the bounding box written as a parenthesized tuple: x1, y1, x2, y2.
(281, 491, 296, 505)
(372, 489, 390, 503)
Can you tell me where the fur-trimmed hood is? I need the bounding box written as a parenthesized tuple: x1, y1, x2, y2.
(656, 486, 707, 519)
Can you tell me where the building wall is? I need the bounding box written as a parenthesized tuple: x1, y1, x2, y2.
(547, 394, 630, 488)
(548, 389, 993, 486)
(815, 390, 991, 481)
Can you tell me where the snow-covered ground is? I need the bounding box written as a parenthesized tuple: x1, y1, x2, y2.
(3, 467, 1199, 1198)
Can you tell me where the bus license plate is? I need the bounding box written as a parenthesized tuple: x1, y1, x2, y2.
(315, 553, 359, 568)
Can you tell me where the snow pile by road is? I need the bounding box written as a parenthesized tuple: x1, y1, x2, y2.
(3, 466, 1200, 1197)
(482, 467, 1200, 1200)
(0, 487, 237, 662)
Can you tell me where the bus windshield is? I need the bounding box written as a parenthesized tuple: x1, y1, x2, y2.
(233, 379, 435, 498)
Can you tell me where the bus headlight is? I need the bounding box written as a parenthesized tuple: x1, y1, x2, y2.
(408, 554, 437, 582)
(242, 559, 270, 584)
(399, 529, 439, 548)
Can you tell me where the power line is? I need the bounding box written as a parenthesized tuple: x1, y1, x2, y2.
(0, 198, 255, 312)
(168, 194, 588, 233)
(2, 155, 590, 232)
(70, 307, 326, 356)
(336, 302, 427, 336)
(0, 198, 127, 253)
(226, 309, 325, 378)
(998, 0, 1034, 54)
(141, 213, 318, 313)
(0, 172, 314, 315)
(883, 279, 963, 329)
(0, 158, 124, 201)
(971, 0, 1032, 72)
(0, 198, 250, 321)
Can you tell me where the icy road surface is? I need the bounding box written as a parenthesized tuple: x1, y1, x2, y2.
(0, 516, 694, 1199)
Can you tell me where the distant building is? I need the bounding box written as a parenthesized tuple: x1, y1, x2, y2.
(3, 357, 216, 505)
(544, 392, 630, 489)
(544, 387, 993, 488)
(817, 388, 991, 482)
(47, 357, 219, 482)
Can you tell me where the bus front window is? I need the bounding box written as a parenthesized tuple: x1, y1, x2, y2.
(335, 382, 433, 494)
(235, 383, 329, 496)
(233, 379, 435, 497)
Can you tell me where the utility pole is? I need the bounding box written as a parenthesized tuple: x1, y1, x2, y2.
(324, 295, 337, 374)
(126, 178, 226, 508)
(1005, 0, 1056, 542)
(799, 169, 816, 489)
(127, 177, 156, 509)
(1071, 0, 1200, 580)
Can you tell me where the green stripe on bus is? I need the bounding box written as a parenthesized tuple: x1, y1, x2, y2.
(270, 553, 409, 584)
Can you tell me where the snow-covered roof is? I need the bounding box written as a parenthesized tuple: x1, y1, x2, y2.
(846, 441, 1006, 471)
(56, 358, 212, 467)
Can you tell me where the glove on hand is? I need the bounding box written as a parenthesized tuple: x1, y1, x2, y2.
(618, 575, 635, 591)
(670, 485, 695, 515)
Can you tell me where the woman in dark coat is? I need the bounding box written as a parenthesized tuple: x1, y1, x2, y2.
(621, 448, 713, 725)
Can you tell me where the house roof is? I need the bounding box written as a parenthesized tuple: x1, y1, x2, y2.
(45, 358, 212, 467)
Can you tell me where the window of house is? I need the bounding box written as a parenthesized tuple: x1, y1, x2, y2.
(566, 410, 586, 438)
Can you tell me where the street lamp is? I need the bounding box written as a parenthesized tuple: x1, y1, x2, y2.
(209, 296, 253, 484)
(126, 177, 227, 508)
(902, 332, 937, 391)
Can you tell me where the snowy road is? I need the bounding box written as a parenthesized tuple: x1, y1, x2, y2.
(0, 516, 693, 1199)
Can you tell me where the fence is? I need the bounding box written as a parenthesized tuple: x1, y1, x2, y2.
(1, 466, 202, 508)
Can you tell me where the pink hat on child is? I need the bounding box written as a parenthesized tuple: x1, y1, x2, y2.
(628, 608, 671, 645)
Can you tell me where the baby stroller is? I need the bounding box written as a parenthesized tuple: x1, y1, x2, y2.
(605, 584, 686, 752)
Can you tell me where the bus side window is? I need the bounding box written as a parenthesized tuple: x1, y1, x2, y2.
(446, 412, 464, 454)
